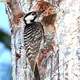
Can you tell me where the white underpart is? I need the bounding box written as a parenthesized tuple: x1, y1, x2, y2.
(25, 14, 35, 24)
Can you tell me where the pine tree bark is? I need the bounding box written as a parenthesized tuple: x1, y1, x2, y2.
(5, 0, 80, 80)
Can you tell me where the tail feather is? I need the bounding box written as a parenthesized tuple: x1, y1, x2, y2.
(34, 63, 40, 80)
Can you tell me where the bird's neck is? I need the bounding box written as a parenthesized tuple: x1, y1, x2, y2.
(26, 21, 31, 24)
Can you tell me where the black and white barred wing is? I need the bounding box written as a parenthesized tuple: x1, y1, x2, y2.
(24, 22, 44, 71)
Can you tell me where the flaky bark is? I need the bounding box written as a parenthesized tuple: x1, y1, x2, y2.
(6, 0, 80, 80)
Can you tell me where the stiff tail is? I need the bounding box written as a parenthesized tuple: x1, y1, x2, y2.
(34, 63, 40, 80)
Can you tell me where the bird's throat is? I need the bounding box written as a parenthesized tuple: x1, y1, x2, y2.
(26, 21, 31, 24)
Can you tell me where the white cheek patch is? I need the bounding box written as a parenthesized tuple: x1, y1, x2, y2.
(25, 15, 34, 24)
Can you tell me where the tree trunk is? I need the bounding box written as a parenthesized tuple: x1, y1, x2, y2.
(5, 0, 80, 80)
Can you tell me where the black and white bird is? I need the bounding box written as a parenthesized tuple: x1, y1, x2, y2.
(23, 11, 44, 80)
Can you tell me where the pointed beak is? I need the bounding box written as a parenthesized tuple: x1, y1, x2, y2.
(36, 10, 45, 16)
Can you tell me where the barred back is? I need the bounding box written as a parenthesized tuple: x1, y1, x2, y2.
(24, 22, 44, 70)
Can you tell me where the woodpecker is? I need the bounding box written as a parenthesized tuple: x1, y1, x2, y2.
(23, 11, 44, 80)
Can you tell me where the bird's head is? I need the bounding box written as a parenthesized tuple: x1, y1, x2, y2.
(24, 11, 42, 24)
(24, 11, 43, 24)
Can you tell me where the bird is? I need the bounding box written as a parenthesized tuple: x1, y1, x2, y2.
(23, 11, 44, 80)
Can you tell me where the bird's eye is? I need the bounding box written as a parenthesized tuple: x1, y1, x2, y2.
(32, 12, 36, 15)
